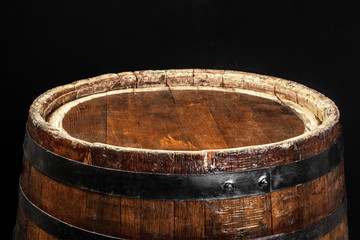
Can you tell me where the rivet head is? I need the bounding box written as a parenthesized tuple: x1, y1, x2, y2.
(223, 182, 235, 192)
(258, 175, 269, 188)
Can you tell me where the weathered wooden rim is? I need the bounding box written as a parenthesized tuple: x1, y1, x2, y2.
(28, 69, 339, 156)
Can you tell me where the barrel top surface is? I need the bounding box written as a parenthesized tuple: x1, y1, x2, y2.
(55, 88, 305, 151)
(26, 69, 341, 172)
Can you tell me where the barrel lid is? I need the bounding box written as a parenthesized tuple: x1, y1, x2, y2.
(27, 69, 341, 173)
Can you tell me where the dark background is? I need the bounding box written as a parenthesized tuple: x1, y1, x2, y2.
(4, 0, 359, 239)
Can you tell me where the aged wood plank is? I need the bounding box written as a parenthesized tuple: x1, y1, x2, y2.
(14, 207, 28, 240)
(296, 131, 327, 160)
(85, 192, 121, 237)
(271, 187, 301, 234)
(106, 90, 142, 148)
(205, 194, 272, 239)
(41, 173, 87, 230)
(297, 175, 329, 228)
(55, 183, 87, 229)
(40, 173, 59, 220)
(200, 90, 271, 148)
(140, 199, 174, 239)
(170, 89, 228, 150)
(135, 89, 190, 151)
(20, 155, 31, 197)
(244, 93, 305, 143)
(135, 150, 176, 174)
(62, 95, 107, 143)
(173, 151, 210, 174)
(28, 163, 43, 208)
(27, 121, 91, 164)
(26, 219, 40, 239)
(120, 198, 141, 239)
(166, 69, 194, 86)
(106, 89, 190, 152)
(38, 229, 57, 240)
(194, 69, 224, 87)
(174, 201, 205, 239)
(135, 70, 166, 88)
(327, 159, 346, 213)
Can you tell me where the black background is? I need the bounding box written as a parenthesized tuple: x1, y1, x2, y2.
(4, 0, 360, 239)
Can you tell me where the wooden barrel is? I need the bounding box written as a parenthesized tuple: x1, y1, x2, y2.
(14, 69, 348, 239)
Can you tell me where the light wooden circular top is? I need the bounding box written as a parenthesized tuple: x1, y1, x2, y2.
(57, 88, 305, 151)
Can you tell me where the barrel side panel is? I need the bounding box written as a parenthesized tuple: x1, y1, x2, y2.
(270, 158, 347, 236)
(204, 194, 273, 239)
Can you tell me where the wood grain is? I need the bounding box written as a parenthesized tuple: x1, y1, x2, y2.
(271, 187, 301, 234)
(200, 90, 270, 147)
(171, 89, 228, 150)
(174, 201, 205, 239)
(61, 89, 305, 151)
(106, 90, 142, 148)
(120, 198, 141, 239)
(85, 192, 121, 237)
(140, 199, 174, 239)
(205, 194, 272, 239)
(62, 96, 107, 143)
